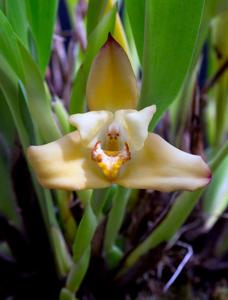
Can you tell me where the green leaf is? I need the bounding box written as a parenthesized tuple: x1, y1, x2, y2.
(125, 0, 145, 62)
(0, 0, 6, 12)
(0, 10, 25, 81)
(65, 247, 91, 294)
(0, 11, 61, 143)
(69, 6, 116, 114)
(0, 20, 70, 274)
(139, 0, 205, 129)
(51, 226, 73, 276)
(0, 141, 22, 228)
(17, 39, 61, 142)
(53, 98, 70, 134)
(86, 0, 108, 36)
(5, 0, 28, 46)
(65, 0, 79, 24)
(60, 288, 76, 300)
(203, 157, 228, 230)
(90, 187, 110, 218)
(104, 187, 130, 254)
(25, 0, 58, 75)
(0, 90, 15, 145)
(18, 81, 36, 145)
(72, 201, 97, 262)
(0, 59, 30, 149)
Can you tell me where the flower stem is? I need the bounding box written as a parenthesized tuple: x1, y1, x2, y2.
(56, 190, 77, 244)
(60, 187, 112, 298)
(104, 187, 131, 258)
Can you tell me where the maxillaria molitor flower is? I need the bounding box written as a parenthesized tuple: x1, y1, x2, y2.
(28, 36, 211, 192)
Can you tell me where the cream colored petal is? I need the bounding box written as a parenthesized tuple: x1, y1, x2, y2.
(69, 111, 113, 148)
(115, 105, 156, 151)
(117, 133, 211, 192)
(86, 35, 138, 111)
(27, 131, 110, 191)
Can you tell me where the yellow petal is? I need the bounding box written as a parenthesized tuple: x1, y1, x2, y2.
(117, 133, 211, 192)
(27, 131, 110, 191)
(86, 35, 138, 111)
(69, 111, 113, 148)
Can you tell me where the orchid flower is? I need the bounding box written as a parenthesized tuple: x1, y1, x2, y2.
(28, 36, 211, 192)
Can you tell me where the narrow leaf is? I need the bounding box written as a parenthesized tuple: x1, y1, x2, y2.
(86, 0, 108, 36)
(0, 144, 22, 228)
(203, 157, 228, 230)
(0, 10, 25, 81)
(125, 0, 145, 62)
(25, 0, 58, 75)
(5, 0, 28, 46)
(72, 201, 97, 262)
(17, 39, 61, 142)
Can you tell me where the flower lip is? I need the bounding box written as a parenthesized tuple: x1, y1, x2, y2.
(91, 141, 131, 180)
(68, 105, 157, 180)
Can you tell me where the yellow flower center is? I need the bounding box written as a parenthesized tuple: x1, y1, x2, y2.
(91, 128, 131, 180)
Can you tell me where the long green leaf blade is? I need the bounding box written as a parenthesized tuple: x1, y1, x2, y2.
(25, 0, 58, 75)
(5, 0, 28, 46)
(0, 10, 25, 81)
(139, 0, 205, 128)
(17, 40, 61, 142)
(86, 0, 108, 36)
(125, 0, 145, 62)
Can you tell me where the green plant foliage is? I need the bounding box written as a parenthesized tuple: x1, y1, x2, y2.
(0, 59, 30, 149)
(0, 90, 15, 145)
(0, 11, 25, 81)
(53, 98, 71, 134)
(125, 0, 145, 62)
(17, 40, 61, 143)
(65, 0, 79, 24)
(65, 247, 91, 295)
(0, 147, 22, 228)
(0, 0, 5, 12)
(0, 11, 61, 143)
(18, 81, 36, 145)
(0, 4, 75, 285)
(138, 0, 205, 128)
(104, 187, 130, 254)
(72, 201, 97, 262)
(203, 156, 228, 230)
(5, 0, 28, 46)
(25, 0, 58, 75)
(86, 0, 108, 36)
